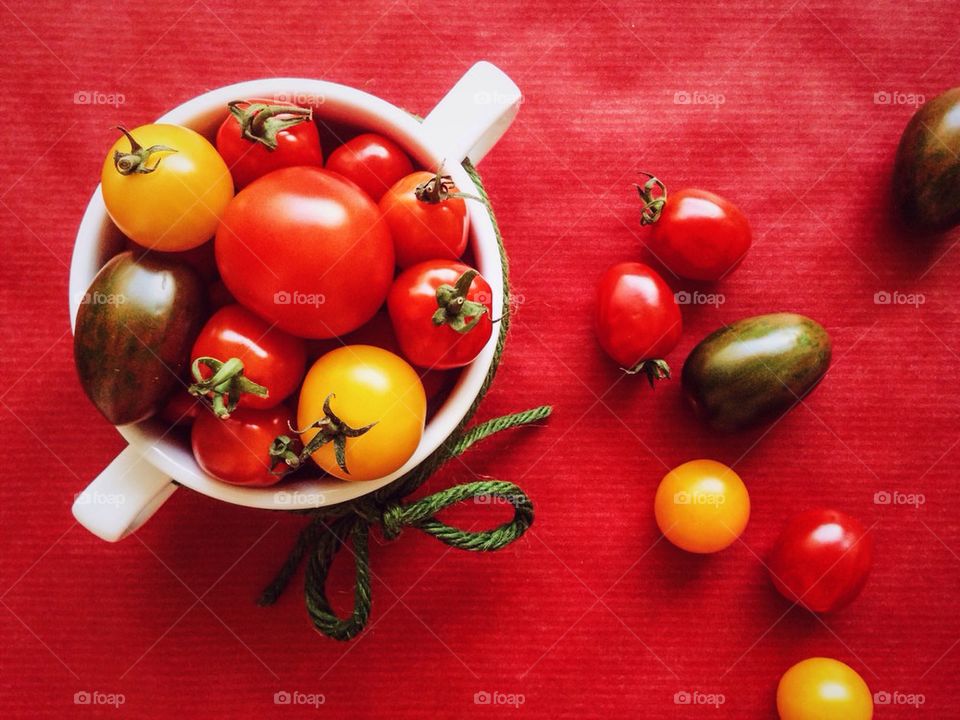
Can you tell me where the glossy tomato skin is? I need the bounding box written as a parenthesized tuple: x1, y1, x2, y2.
(777, 657, 873, 720)
(102, 124, 234, 251)
(306, 311, 456, 401)
(326, 133, 413, 202)
(192, 405, 292, 486)
(654, 460, 750, 554)
(379, 171, 469, 268)
(216, 99, 323, 189)
(298, 345, 426, 482)
(594, 262, 682, 369)
(892, 87, 960, 232)
(768, 509, 873, 613)
(387, 261, 493, 370)
(191, 304, 307, 410)
(215, 167, 394, 339)
(647, 189, 751, 281)
(73, 252, 205, 425)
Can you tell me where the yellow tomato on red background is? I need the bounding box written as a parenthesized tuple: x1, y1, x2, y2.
(297, 345, 426, 481)
(777, 657, 873, 720)
(101, 124, 233, 251)
(654, 459, 750, 553)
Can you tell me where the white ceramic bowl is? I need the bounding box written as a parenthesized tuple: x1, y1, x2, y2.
(70, 62, 521, 541)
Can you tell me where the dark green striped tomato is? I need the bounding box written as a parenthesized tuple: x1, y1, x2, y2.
(681, 313, 831, 432)
(73, 251, 205, 425)
(892, 87, 960, 233)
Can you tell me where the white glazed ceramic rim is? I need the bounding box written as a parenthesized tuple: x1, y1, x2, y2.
(68, 78, 503, 511)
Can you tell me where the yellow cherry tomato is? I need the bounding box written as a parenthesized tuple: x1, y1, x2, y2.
(297, 345, 426, 481)
(101, 124, 233, 251)
(777, 657, 873, 720)
(653, 459, 749, 553)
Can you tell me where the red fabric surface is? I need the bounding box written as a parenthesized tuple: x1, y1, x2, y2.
(2, 1, 959, 717)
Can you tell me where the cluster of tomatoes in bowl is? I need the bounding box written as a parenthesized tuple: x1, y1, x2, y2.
(74, 100, 494, 488)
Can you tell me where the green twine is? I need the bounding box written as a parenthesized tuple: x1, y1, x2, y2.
(258, 159, 552, 641)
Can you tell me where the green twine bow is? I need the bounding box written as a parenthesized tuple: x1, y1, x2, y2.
(257, 156, 550, 641)
(258, 405, 551, 640)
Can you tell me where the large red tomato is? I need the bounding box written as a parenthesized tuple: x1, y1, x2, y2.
(215, 167, 394, 339)
(767, 509, 873, 613)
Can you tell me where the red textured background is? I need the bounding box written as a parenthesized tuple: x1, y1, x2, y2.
(2, 1, 959, 717)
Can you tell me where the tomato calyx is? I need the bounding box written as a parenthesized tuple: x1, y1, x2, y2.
(188, 356, 269, 419)
(112, 126, 177, 175)
(624, 358, 671, 388)
(432, 269, 490, 333)
(414, 166, 482, 204)
(270, 394, 377, 475)
(635, 172, 667, 225)
(228, 100, 313, 151)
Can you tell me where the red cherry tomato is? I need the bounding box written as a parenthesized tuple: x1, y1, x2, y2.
(216, 99, 323, 189)
(387, 261, 493, 370)
(325, 133, 414, 202)
(189, 304, 306, 416)
(594, 262, 682, 385)
(159, 389, 200, 427)
(215, 166, 394, 339)
(768, 509, 873, 613)
(637, 174, 752, 281)
(191, 405, 292, 486)
(379, 170, 470, 268)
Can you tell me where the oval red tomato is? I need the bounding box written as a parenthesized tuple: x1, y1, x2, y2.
(379, 170, 470, 268)
(192, 405, 292, 486)
(215, 166, 394, 339)
(325, 133, 413, 202)
(189, 304, 306, 416)
(387, 261, 493, 370)
(594, 261, 682, 385)
(216, 99, 323, 189)
(767, 509, 873, 613)
(637, 175, 751, 281)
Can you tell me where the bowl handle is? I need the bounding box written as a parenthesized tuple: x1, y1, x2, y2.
(72, 445, 178, 542)
(420, 61, 521, 166)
